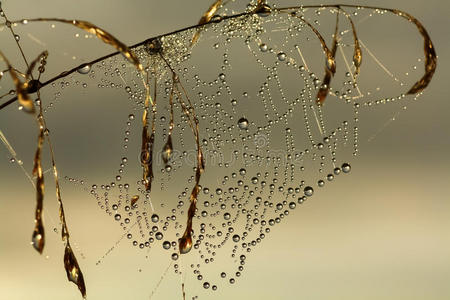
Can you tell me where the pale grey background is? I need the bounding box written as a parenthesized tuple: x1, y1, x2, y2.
(0, 0, 449, 299)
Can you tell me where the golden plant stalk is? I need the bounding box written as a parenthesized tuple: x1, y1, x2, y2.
(278, 4, 437, 101)
(191, 0, 223, 45)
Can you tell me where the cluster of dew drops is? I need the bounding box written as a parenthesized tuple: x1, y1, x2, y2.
(54, 7, 370, 293)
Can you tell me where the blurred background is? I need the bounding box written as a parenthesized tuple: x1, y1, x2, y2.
(0, 0, 449, 299)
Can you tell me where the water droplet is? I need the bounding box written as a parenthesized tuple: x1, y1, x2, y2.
(162, 136, 173, 165)
(238, 117, 249, 130)
(277, 52, 286, 61)
(151, 214, 159, 223)
(342, 163, 351, 173)
(333, 167, 341, 175)
(304, 186, 314, 197)
(162, 241, 171, 250)
(259, 43, 268, 52)
(232, 234, 240, 242)
(77, 64, 91, 74)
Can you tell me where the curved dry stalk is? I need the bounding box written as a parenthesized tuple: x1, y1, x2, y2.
(0, 51, 49, 255)
(0, 51, 34, 112)
(289, 13, 336, 74)
(140, 72, 156, 192)
(31, 116, 45, 253)
(155, 53, 205, 254)
(161, 73, 175, 166)
(64, 241, 86, 298)
(170, 76, 205, 254)
(29, 54, 49, 255)
(0, 18, 154, 188)
(0, 21, 88, 295)
(0, 4, 437, 112)
(191, 0, 223, 45)
(1, 17, 151, 104)
(278, 4, 437, 97)
(390, 9, 436, 94)
(342, 11, 362, 77)
(43, 100, 87, 298)
(316, 10, 340, 105)
(287, 12, 337, 105)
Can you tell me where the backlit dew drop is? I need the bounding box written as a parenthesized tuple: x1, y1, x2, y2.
(334, 167, 341, 175)
(304, 186, 314, 197)
(151, 214, 159, 223)
(259, 43, 268, 52)
(76, 64, 91, 74)
(342, 163, 351, 173)
(162, 136, 173, 165)
(238, 117, 249, 130)
(277, 52, 287, 61)
(162, 241, 171, 250)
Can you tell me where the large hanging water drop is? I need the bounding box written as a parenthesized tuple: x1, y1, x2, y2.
(238, 117, 249, 130)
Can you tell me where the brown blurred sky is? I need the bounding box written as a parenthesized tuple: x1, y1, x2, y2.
(0, 0, 449, 299)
